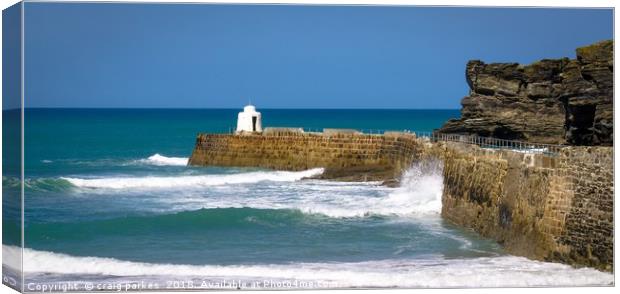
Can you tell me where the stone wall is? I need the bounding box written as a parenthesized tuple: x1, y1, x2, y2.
(188, 132, 434, 184)
(441, 143, 613, 271)
(189, 132, 613, 271)
(554, 147, 614, 269)
(437, 40, 613, 146)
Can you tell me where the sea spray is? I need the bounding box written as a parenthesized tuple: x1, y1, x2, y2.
(385, 160, 444, 215)
(297, 160, 444, 217)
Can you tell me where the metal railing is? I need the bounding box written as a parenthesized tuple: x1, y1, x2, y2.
(412, 131, 564, 156)
(357, 129, 564, 156)
(302, 127, 323, 133)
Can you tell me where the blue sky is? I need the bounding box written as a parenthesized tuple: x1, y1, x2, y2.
(21, 3, 613, 109)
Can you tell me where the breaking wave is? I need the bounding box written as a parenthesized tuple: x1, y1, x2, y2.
(269, 161, 443, 217)
(135, 154, 188, 166)
(380, 161, 443, 215)
(19, 160, 441, 218)
(5, 246, 612, 288)
(60, 168, 324, 189)
(30, 162, 443, 218)
(2, 177, 75, 193)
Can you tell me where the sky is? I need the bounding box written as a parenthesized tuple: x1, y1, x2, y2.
(2, 2, 21, 110)
(16, 3, 614, 109)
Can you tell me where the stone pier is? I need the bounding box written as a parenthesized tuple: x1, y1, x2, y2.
(440, 142, 613, 271)
(188, 131, 436, 185)
(188, 131, 613, 271)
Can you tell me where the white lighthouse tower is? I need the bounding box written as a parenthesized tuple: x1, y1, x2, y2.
(236, 104, 263, 133)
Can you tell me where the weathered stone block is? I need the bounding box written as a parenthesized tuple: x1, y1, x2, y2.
(441, 145, 613, 271)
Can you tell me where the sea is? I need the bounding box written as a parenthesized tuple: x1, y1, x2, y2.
(2, 109, 613, 290)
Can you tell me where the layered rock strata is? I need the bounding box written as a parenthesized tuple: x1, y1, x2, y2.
(437, 40, 613, 146)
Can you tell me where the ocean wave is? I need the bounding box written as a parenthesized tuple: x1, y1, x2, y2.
(287, 161, 443, 218)
(2, 176, 21, 190)
(23, 208, 312, 240)
(231, 162, 442, 218)
(31, 154, 188, 168)
(392, 161, 443, 214)
(135, 154, 188, 166)
(5, 245, 612, 288)
(154, 162, 443, 218)
(54, 162, 441, 218)
(60, 168, 324, 189)
(24, 161, 440, 218)
(28, 178, 76, 192)
(3, 177, 75, 193)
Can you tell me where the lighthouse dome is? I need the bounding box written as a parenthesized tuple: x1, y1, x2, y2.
(243, 105, 257, 112)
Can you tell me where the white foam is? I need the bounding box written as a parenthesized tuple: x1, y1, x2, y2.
(259, 162, 443, 218)
(55, 161, 437, 219)
(381, 162, 443, 215)
(58, 161, 442, 218)
(2, 245, 22, 271)
(137, 154, 188, 166)
(88, 162, 443, 218)
(7, 246, 612, 288)
(61, 168, 324, 189)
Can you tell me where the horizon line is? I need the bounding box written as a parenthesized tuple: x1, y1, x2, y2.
(9, 107, 462, 110)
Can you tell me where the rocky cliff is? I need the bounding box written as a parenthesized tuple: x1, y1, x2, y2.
(437, 40, 613, 146)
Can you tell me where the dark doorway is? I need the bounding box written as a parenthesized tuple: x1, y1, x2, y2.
(252, 116, 257, 131)
(566, 103, 596, 145)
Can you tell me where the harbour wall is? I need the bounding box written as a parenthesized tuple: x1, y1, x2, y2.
(440, 143, 613, 272)
(188, 132, 613, 271)
(188, 132, 438, 184)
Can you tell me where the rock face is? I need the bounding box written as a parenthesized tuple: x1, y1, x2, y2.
(437, 40, 613, 146)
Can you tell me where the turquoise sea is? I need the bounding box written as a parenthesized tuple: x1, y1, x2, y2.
(2, 109, 613, 289)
